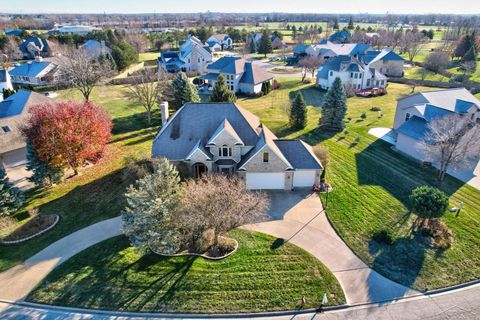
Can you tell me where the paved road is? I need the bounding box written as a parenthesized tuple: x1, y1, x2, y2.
(245, 192, 418, 305)
(0, 217, 122, 301)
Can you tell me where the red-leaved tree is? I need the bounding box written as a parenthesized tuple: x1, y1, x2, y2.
(23, 101, 112, 175)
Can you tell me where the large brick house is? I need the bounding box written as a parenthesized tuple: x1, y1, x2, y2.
(152, 102, 323, 190)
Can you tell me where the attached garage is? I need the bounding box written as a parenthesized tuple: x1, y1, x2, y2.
(293, 170, 317, 188)
(246, 172, 285, 190)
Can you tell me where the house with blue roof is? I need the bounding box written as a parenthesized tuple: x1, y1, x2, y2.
(206, 34, 233, 51)
(316, 55, 387, 92)
(19, 37, 57, 60)
(393, 88, 480, 184)
(4, 29, 24, 37)
(329, 30, 351, 44)
(0, 90, 50, 173)
(198, 56, 274, 95)
(9, 59, 60, 87)
(294, 41, 372, 61)
(358, 49, 404, 77)
(79, 40, 112, 59)
(157, 35, 212, 74)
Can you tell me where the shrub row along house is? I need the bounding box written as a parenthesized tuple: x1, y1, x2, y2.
(393, 88, 480, 182)
(157, 35, 213, 73)
(152, 102, 323, 190)
(199, 56, 274, 95)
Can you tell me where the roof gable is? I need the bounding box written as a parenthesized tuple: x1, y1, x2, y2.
(207, 118, 245, 146)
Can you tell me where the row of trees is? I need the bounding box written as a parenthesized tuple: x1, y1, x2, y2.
(122, 158, 269, 255)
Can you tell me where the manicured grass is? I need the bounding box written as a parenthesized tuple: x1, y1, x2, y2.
(404, 66, 451, 82)
(27, 230, 345, 313)
(139, 52, 159, 62)
(237, 80, 480, 290)
(0, 85, 158, 272)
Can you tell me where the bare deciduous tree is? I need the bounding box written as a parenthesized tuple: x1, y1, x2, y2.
(420, 114, 480, 181)
(298, 55, 323, 80)
(58, 47, 114, 101)
(179, 174, 269, 248)
(126, 68, 173, 125)
(402, 31, 427, 63)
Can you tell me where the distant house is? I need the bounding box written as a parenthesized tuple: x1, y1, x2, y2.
(293, 41, 372, 61)
(358, 49, 404, 77)
(206, 34, 233, 51)
(158, 35, 212, 73)
(152, 102, 323, 190)
(199, 56, 274, 94)
(271, 36, 285, 50)
(329, 30, 352, 44)
(4, 29, 24, 37)
(9, 60, 60, 87)
(393, 88, 480, 183)
(316, 55, 387, 91)
(47, 25, 101, 36)
(0, 70, 14, 93)
(79, 40, 112, 59)
(248, 32, 284, 51)
(0, 90, 50, 179)
(19, 37, 56, 60)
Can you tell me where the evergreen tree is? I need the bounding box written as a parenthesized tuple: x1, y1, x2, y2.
(320, 77, 348, 131)
(171, 72, 200, 110)
(454, 33, 476, 59)
(464, 46, 477, 62)
(261, 81, 272, 95)
(258, 30, 273, 57)
(210, 75, 236, 102)
(26, 143, 63, 188)
(348, 16, 354, 30)
(289, 92, 307, 129)
(333, 19, 340, 30)
(0, 165, 24, 217)
(249, 37, 256, 53)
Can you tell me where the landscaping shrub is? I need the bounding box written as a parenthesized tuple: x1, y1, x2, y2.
(370, 106, 382, 112)
(360, 112, 367, 119)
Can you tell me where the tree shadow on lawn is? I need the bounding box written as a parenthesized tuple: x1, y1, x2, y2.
(111, 110, 161, 135)
(288, 86, 325, 107)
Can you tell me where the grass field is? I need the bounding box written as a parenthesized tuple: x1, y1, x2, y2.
(27, 230, 345, 313)
(0, 85, 158, 272)
(139, 52, 159, 62)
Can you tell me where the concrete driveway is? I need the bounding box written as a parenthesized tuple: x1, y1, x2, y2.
(244, 191, 419, 305)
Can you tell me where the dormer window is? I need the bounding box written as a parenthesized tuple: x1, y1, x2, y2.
(1, 126, 10, 133)
(405, 113, 411, 122)
(219, 145, 232, 157)
(263, 152, 269, 163)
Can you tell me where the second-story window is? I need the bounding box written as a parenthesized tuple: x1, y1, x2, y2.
(263, 152, 269, 163)
(219, 145, 232, 157)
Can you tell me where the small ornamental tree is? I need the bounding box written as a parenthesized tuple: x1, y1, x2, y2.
(289, 92, 307, 129)
(320, 77, 348, 131)
(22, 101, 112, 175)
(171, 72, 200, 110)
(210, 75, 236, 102)
(122, 158, 183, 254)
(26, 143, 63, 188)
(410, 186, 449, 227)
(0, 166, 24, 217)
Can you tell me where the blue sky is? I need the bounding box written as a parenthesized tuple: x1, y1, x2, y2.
(1, 0, 479, 14)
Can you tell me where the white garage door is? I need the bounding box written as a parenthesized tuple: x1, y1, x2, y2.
(293, 170, 316, 188)
(246, 172, 285, 190)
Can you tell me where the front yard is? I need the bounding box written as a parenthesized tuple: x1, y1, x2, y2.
(27, 230, 345, 313)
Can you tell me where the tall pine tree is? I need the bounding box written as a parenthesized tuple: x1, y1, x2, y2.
(347, 16, 354, 30)
(0, 166, 24, 217)
(320, 77, 347, 131)
(171, 72, 200, 110)
(26, 143, 63, 188)
(258, 30, 273, 57)
(289, 92, 307, 129)
(210, 75, 236, 102)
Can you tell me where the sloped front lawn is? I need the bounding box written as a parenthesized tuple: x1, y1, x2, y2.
(27, 230, 345, 313)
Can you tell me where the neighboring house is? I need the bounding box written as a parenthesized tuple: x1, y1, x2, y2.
(0, 90, 50, 182)
(158, 35, 212, 73)
(358, 49, 404, 77)
(79, 40, 112, 59)
(199, 56, 274, 94)
(152, 102, 323, 190)
(294, 41, 372, 61)
(248, 33, 284, 51)
(0, 70, 14, 92)
(271, 36, 285, 50)
(393, 88, 480, 182)
(4, 29, 24, 37)
(206, 34, 233, 51)
(316, 55, 387, 91)
(19, 37, 56, 59)
(47, 25, 101, 36)
(329, 30, 352, 43)
(9, 59, 60, 87)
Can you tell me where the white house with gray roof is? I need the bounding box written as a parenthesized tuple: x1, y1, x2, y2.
(199, 56, 273, 94)
(152, 102, 323, 190)
(393, 88, 480, 185)
(158, 35, 212, 74)
(206, 34, 233, 51)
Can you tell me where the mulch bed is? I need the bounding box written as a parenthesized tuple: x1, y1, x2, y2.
(1, 215, 59, 244)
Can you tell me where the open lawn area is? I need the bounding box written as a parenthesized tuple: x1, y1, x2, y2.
(0, 85, 159, 272)
(236, 80, 480, 291)
(27, 230, 345, 313)
(139, 52, 159, 62)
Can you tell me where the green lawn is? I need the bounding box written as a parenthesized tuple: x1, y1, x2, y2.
(404, 66, 451, 81)
(139, 52, 159, 62)
(237, 80, 480, 291)
(27, 230, 345, 313)
(0, 85, 158, 272)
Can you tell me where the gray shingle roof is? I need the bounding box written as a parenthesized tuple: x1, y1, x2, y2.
(274, 139, 323, 170)
(239, 62, 273, 85)
(396, 116, 429, 140)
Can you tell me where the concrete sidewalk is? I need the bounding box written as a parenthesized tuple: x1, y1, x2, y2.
(244, 192, 418, 305)
(0, 217, 122, 301)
